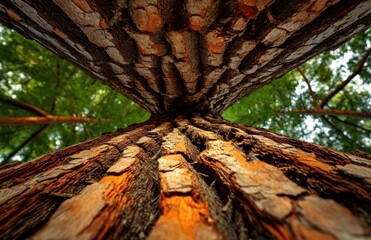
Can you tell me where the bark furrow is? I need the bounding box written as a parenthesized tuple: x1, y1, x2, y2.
(1, 115, 370, 239)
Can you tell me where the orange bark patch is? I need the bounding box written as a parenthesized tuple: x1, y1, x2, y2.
(296, 151, 333, 172)
(130, 1, 164, 33)
(99, 18, 108, 30)
(261, 222, 292, 240)
(190, 16, 206, 31)
(207, 35, 226, 54)
(53, 28, 68, 40)
(149, 195, 222, 240)
(72, 0, 93, 13)
(145, 9, 163, 33)
(6, 9, 22, 21)
(151, 154, 223, 239)
(145, 77, 156, 84)
(238, 0, 259, 19)
(99, 173, 136, 222)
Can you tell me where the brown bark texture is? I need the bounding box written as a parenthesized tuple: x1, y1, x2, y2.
(1, 1, 371, 239)
(0, 0, 370, 116)
(0, 115, 370, 240)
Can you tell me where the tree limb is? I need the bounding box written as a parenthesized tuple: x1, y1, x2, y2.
(50, 61, 61, 114)
(319, 47, 371, 108)
(277, 109, 371, 119)
(296, 66, 318, 107)
(321, 116, 352, 142)
(0, 97, 48, 116)
(330, 116, 371, 133)
(0, 116, 100, 125)
(1, 97, 102, 125)
(3, 124, 49, 164)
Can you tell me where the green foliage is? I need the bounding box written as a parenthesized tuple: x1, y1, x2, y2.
(0, 27, 150, 164)
(224, 30, 371, 153)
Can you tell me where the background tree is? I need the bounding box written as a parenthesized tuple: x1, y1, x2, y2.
(0, 27, 149, 164)
(224, 30, 371, 152)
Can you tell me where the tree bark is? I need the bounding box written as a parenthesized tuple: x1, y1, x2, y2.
(0, 115, 370, 240)
(0, 1, 370, 239)
(0, 0, 369, 115)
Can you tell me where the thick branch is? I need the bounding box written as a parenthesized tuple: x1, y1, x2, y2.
(319, 48, 371, 108)
(278, 109, 371, 119)
(0, 97, 48, 116)
(0, 116, 100, 125)
(296, 67, 317, 107)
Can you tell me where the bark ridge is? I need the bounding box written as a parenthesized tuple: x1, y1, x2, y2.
(0, 0, 370, 115)
(0, 115, 370, 239)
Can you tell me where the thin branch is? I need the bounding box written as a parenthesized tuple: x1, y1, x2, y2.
(321, 116, 351, 141)
(50, 61, 61, 114)
(296, 66, 317, 107)
(330, 116, 371, 133)
(277, 109, 371, 119)
(3, 124, 49, 164)
(60, 81, 76, 115)
(0, 97, 48, 116)
(319, 47, 371, 108)
(42, 59, 77, 116)
(0, 116, 100, 125)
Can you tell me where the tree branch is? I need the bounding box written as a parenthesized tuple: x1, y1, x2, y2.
(50, 61, 61, 114)
(0, 116, 100, 125)
(321, 116, 351, 141)
(296, 66, 317, 107)
(330, 116, 371, 133)
(3, 124, 49, 164)
(0, 97, 48, 116)
(1, 96, 103, 125)
(319, 47, 371, 108)
(277, 109, 371, 119)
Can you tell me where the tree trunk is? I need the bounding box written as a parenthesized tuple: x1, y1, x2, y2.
(0, 115, 370, 240)
(1, 1, 370, 239)
(0, 0, 369, 115)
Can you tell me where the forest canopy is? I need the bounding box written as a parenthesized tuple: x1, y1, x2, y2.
(0, 26, 370, 164)
(224, 29, 370, 153)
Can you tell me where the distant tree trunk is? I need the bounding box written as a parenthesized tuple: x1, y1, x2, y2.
(0, 115, 370, 240)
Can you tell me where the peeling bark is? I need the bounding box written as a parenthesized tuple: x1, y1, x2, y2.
(0, 0, 369, 115)
(0, 1, 370, 239)
(1, 115, 370, 239)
